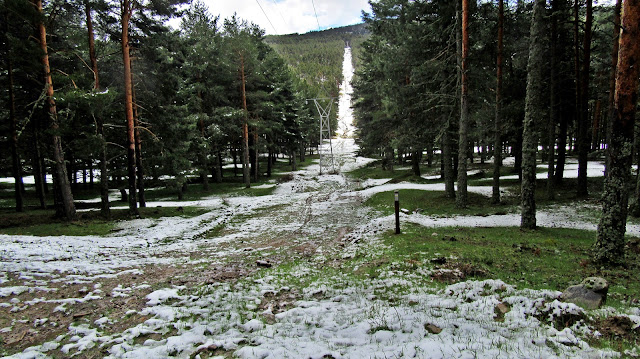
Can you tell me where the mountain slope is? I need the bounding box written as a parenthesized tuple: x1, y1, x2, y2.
(265, 24, 369, 98)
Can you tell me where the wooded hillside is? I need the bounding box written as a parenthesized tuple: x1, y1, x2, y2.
(1, 0, 354, 217)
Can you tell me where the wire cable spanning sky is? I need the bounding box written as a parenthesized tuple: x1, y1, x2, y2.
(200, 0, 371, 35)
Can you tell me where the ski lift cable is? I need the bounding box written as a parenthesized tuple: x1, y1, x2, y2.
(270, 0, 289, 28)
(311, 0, 321, 31)
(255, 0, 278, 34)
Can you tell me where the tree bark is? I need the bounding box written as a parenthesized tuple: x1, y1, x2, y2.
(443, 119, 455, 199)
(196, 87, 209, 190)
(411, 150, 421, 177)
(521, 0, 546, 230)
(605, 0, 622, 177)
(577, 0, 593, 197)
(591, 99, 601, 150)
(132, 75, 145, 207)
(595, 0, 640, 265)
(240, 53, 250, 188)
(267, 148, 273, 177)
(34, 0, 77, 220)
(492, 0, 504, 204)
(86, 2, 99, 90)
(252, 130, 259, 181)
(31, 124, 46, 209)
(5, 11, 24, 212)
(121, 0, 138, 216)
(547, 0, 559, 200)
(456, 0, 469, 208)
(86, 1, 110, 218)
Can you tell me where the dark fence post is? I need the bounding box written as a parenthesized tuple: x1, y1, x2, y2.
(395, 190, 400, 234)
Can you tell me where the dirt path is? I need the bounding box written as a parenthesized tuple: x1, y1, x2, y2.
(0, 139, 375, 357)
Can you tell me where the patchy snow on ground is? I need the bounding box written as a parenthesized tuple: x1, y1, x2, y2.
(2, 138, 637, 358)
(1, 49, 636, 357)
(349, 182, 498, 199)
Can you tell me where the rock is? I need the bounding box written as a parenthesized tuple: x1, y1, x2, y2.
(494, 303, 510, 322)
(496, 302, 510, 314)
(425, 323, 442, 334)
(256, 260, 272, 268)
(560, 277, 608, 310)
(582, 277, 609, 294)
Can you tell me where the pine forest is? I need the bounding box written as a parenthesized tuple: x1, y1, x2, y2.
(1, 0, 640, 357)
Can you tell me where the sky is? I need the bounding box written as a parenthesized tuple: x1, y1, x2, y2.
(199, 0, 372, 35)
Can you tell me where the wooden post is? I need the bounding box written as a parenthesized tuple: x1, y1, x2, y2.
(394, 190, 400, 234)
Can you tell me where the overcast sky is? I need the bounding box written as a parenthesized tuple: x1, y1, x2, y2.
(199, 0, 371, 35)
(190, 0, 617, 36)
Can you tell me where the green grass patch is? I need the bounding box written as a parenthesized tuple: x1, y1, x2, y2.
(0, 206, 208, 236)
(345, 160, 432, 183)
(365, 190, 516, 217)
(373, 224, 640, 307)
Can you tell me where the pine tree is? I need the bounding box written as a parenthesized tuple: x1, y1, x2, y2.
(3, 7, 24, 212)
(492, 0, 504, 204)
(547, 0, 559, 200)
(595, 0, 640, 265)
(576, 0, 593, 197)
(85, 0, 110, 218)
(521, 0, 547, 230)
(456, 0, 470, 208)
(33, 0, 77, 221)
(120, 0, 138, 216)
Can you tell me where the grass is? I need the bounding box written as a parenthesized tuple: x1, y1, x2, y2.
(365, 189, 516, 217)
(345, 161, 432, 183)
(0, 154, 316, 234)
(0, 206, 208, 236)
(363, 224, 640, 308)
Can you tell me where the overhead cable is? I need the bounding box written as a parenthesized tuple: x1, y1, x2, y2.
(311, 0, 321, 31)
(255, 0, 278, 34)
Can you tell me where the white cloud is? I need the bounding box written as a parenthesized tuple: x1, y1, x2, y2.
(201, 0, 371, 35)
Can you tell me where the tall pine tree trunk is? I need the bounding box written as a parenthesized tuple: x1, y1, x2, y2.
(31, 123, 46, 209)
(34, 0, 76, 220)
(411, 150, 421, 177)
(5, 11, 24, 212)
(492, 0, 504, 204)
(86, 3, 99, 90)
(86, 1, 110, 218)
(456, 0, 469, 208)
(132, 77, 145, 207)
(442, 119, 455, 199)
(197, 86, 209, 190)
(240, 53, 250, 188)
(121, 0, 138, 216)
(521, 0, 546, 230)
(595, 0, 640, 264)
(577, 0, 593, 197)
(547, 0, 559, 200)
(605, 0, 622, 177)
(253, 130, 259, 181)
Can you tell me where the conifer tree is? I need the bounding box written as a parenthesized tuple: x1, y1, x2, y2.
(456, 0, 470, 208)
(521, 0, 547, 229)
(595, 0, 640, 264)
(33, 0, 77, 221)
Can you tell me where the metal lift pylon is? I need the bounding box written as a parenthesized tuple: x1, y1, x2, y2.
(307, 98, 336, 175)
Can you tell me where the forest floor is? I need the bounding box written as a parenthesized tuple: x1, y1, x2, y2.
(1, 139, 640, 358)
